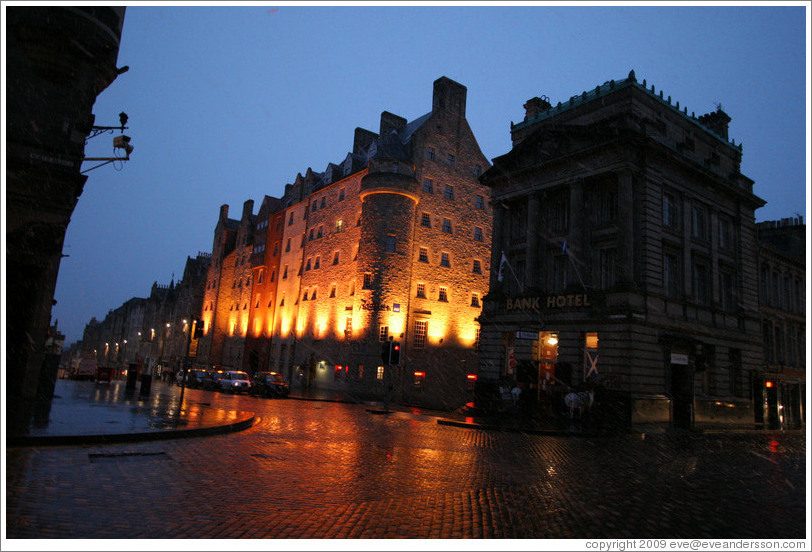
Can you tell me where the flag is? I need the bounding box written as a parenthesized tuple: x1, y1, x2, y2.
(561, 240, 568, 254)
(497, 252, 508, 282)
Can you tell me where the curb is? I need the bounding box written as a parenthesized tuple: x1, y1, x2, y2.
(7, 413, 257, 447)
(436, 417, 599, 437)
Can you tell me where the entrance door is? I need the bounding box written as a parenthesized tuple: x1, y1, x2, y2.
(670, 363, 694, 429)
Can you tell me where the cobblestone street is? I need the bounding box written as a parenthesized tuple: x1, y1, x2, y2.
(5, 388, 808, 540)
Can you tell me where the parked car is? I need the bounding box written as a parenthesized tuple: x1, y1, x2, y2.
(217, 371, 252, 394)
(186, 369, 210, 389)
(205, 370, 225, 391)
(250, 371, 289, 398)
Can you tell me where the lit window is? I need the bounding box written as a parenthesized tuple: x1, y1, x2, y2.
(585, 332, 599, 349)
(442, 218, 452, 233)
(336, 219, 343, 233)
(416, 283, 426, 298)
(377, 366, 385, 380)
(413, 320, 427, 348)
(473, 227, 483, 241)
(419, 247, 429, 263)
(344, 317, 352, 337)
(423, 178, 434, 193)
(421, 212, 431, 227)
(440, 252, 450, 267)
(444, 185, 454, 200)
(413, 371, 426, 387)
(438, 286, 448, 302)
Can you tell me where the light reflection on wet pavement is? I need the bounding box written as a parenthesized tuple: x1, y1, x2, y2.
(5, 382, 807, 540)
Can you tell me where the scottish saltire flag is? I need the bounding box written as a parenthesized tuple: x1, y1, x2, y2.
(497, 252, 509, 282)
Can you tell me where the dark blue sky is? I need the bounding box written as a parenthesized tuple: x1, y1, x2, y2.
(47, 3, 809, 344)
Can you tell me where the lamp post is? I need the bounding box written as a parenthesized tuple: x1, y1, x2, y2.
(177, 319, 194, 410)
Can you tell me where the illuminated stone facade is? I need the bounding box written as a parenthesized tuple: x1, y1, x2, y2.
(197, 77, 491, 409)
(479, 71, 769, 430)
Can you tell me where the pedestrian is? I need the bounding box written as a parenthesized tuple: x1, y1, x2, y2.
(511, 382, 522, 407)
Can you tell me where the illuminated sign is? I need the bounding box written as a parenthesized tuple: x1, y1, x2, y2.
(505, 293, 591, 311)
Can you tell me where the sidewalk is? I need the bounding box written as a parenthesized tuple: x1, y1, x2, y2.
(6, 379, 255, 447)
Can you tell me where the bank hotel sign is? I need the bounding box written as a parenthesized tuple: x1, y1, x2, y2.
(505, 293, 592, 311)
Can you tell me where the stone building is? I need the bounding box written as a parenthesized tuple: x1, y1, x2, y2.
(479, 71, 767, 430)
(196, 77, 491, 409)
(756, 217, 806, 429)
(5, 6, 126, 412)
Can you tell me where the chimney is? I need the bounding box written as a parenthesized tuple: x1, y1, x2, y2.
(698, 107, 731, 140)
(242, 199, 254, 219)
(432, 76, 467, 117)
(379, 111, 407, 136)
(353, 127, 378, 155)
(523, 96, 551, 120)
(219, 204, 229, 222)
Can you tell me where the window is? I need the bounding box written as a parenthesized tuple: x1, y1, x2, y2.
(335, 219, 344, 233)
(416, 283, 426, 298)
(475, 165, 482, 177)
(438, 286, 448, 302)
(599, 248, 617, 289)
(320, 197, 326, 209)
(349, 281, 355, 296)
(419, 247, 429, 263)
(270, 269, 276, 282)
(719, 216, 733, 250)
(440, 252, 450, 267)
(332, 251, 340, 265)
(310, 288, 317, 300)
(317, 225, 323, 239)
(413, 320, 427, 348)
(330, 284, 336, 298)
(553, 255, 568, 291)
(663, 252, 681, 299)
(442, 218, 452, 233)
(693, 259, 711, 306)
(312, 199, 318, 212)
(422, 178, 434, 193)
(474, 327, 481, 351)
(363, 273, 373, 289)
(280, 294, 285, 306)
(276, 217, 283, 231)
(309, 228, 315, 241)
(386, 235, 396, 252)
(285, 238, 291, 252)
(444, 185, 454, 200)
(663, 191, 680, 229)
(377, 366, 385, 380)
(301, 234, 306, 248)
(471, 293, 481, 307)
(379, 325, 389, 342)
(314, 256, 320, 269)
(592, 182, 617, 224)
(305, 258, 312, 271)
(447, 154, 455, 166)
(302, 290, 308, 301)
(413, 371, 426, 387)
(472, 260, 482, 274)
(473, 227, 483, 241)
(545, 192, 568, 232)
(691, 204, 708, 240)
(288, 212, 294, 225)
(421, 212, 431, 228)
(475, 195, 485, 209)
(282, 265, 288, 279)
(344, 317, 352, 338)
(338, 188, 345, 201)
(426, 147, 435, 160)
(392, 162, 399, 173)
(720, 269, 735, 311)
